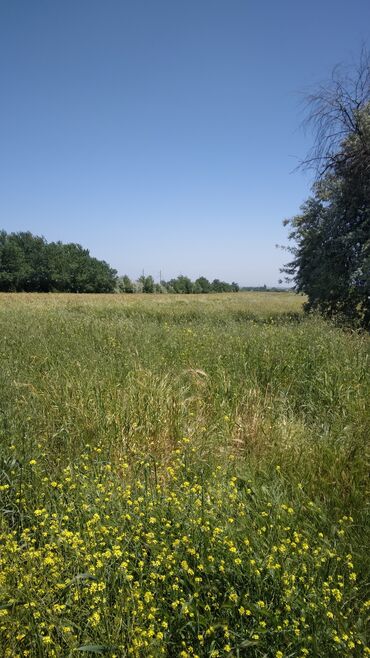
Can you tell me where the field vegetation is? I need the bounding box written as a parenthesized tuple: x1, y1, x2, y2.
(0, 292, 369, 657)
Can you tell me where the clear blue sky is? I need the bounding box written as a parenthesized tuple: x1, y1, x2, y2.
(1, 1, 369, 285)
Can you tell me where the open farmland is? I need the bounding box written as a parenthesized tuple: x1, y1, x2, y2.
(0, 292, 369, 657)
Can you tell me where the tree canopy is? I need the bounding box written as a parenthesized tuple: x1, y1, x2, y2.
(282, 50, 370, 327)
(0, 231, 117, 293)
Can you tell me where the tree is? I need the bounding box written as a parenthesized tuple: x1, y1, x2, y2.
(176, 275, 193, 294)
(50, 243, 116, 293)
(283, 49, 370, 327)
(300, 48, 370, 177)
(0, 231, 30, 291)
(211, 279, 233, 293)
(194, 276, 211, 293)
(5, 232, 50, 291)
(167, 275, 193, 294)
(117, 275, 134, 293)
(0, 231, 117, 293)
(142, 275, 154, 293)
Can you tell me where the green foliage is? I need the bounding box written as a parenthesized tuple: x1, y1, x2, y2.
(142, 275, 155, 293)
(166, 275, 194, 293)
(0, 230, 29, 291)
(157, 276, 240, 294)
(120, 275, 241, 294)
(211, 278, 239, 293)
(0, 231, 117, 293)
(195, 276, 211, 293)
(117, 274, 135, 293)
(283, 53, 370, 327)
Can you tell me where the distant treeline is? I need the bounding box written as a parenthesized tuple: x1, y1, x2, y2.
(0, 231, 117, 292)
(0, 231, 243, 294)
(240, 285, 291, 293)
(118, 274, 240, 294)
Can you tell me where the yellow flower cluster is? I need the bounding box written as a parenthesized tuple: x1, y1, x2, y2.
(0, 443, 367, 657)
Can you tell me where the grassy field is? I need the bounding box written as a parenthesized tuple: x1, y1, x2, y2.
(0, 292, 369, 657)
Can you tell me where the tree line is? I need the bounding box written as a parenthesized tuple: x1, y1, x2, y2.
(282, 49, 370, 328)
(117, 274, 239, 293)
(0, 231, 117, 292)
(0, 231, 241, 294)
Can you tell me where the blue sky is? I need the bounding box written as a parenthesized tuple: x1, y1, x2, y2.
(1, 1, 369, 285)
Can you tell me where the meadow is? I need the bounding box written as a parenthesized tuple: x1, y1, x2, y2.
(0, 292, 369, 657)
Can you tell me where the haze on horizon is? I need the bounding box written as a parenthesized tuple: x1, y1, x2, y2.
(0, 1, 369, 287)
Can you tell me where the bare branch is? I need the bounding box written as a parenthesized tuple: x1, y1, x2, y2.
(300, 47, 370, 178)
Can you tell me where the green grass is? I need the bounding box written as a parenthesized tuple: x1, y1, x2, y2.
(0, 293, 369, 657)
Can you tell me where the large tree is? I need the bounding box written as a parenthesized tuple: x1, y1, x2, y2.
(283, 49, 370, 326)
(0, 231, 117, 293)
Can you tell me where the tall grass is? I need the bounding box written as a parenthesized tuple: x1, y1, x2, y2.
(0, 293, 369, 657)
